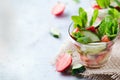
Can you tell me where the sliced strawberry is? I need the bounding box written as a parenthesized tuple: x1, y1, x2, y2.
(56, 53, 72, 72)
(51, 3, 65, 16)
(101, 35, 110, 42)
(80, 55, 93, 66)
(107, 41, 114, 50)
(86, 26, 96, 32)
(73, 27, 80, 33)
(96, 52, 107, 64)
(80, 55, 90, 62)
(93, 5, 101, 10)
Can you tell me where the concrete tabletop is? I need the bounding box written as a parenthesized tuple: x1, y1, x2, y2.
(0, 0, 91, 80)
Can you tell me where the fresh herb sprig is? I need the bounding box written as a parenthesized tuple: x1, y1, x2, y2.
(71, 8, 99, 44)
(89, 9, 99, 26)
(98, 15, 119, 40)
(96, 0, 110, 8)
(71, 7, 98, 28)
(108, 8, 120, 20)
(71, 7, 119, 44)
(71, 8, 88, 29)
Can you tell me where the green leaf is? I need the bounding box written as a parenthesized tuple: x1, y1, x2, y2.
(114, 0, 120, 6)
(71, 8, 88, 29)
(79, 7, 84, 16)
(73, 0, 80, 3)
(73, 24, 78, 28)
(96, 0, 104, 8)
(108, 8, 120, 19)
(79, 8, 88, 27)
(72, 32, 84, 39)
(104, 0, 110, 8)
(89, 9, 98, 26)
(96, 0, 110, 8)
(98, 15, 119, 40)
(77, 36, 91, 44)
(71, 16, 82, 27)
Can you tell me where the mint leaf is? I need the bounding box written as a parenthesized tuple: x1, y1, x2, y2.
(79, 8, 88, 27)
(98, 16, 119, 40)
(72, 32, 84, 39)
(89, 9, 98, 26)
(96, 0, 104, 8)
(77, 37, 91, 44)
(98, 16, 112, 37)
(111, 19, 119, 34)
(71, 8, 88, 28)
(108, 8, 120, 19)
(96, 0, 110, 8)
(104, 0, 110, 8)
(71, 16, 82, 27)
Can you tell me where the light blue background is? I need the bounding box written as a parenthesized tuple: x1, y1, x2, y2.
(0, 0, 91, 80)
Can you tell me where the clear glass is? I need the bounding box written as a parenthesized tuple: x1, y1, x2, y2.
(68, 23, 115, 68)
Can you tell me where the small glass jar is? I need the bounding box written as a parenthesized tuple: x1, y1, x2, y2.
(68, 23, 115, 68)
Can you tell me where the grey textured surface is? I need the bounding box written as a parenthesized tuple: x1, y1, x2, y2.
(0, 0, 91, 80)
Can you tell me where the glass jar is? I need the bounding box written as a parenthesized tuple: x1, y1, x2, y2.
(68, 23, 115, 68)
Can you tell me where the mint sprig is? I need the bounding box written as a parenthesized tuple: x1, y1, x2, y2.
(71, 8, 99, 44)
(71, 8, 87, 28)
(71, 16, 82, 28)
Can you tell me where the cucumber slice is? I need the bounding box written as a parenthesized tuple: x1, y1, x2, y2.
(81, 42, 107, 55)
(82, 31, 100, 42)
(88, 42, 107, 46)
(72, 64, 86, 75)
(50, 27, 60, 38)
(71, 51, 86, 75)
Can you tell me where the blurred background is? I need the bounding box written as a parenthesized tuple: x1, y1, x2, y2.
(0, 0, 91, 80)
